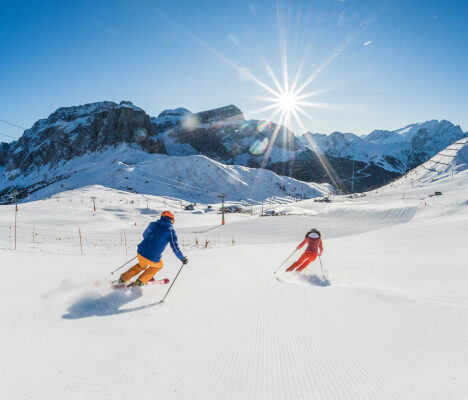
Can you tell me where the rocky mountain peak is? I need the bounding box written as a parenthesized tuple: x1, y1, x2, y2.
(157, 107, 191, 119)
(2, 101, 162, 173)
(152, 107, 192, 129)
(46, 101, 117, 123)
(194, 105, 243, 123)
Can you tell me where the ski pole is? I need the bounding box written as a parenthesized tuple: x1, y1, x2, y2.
(273, 248, 298, 274)
(110, 256, 137, 275)
(159, 262, 185, 304)
(318, 255, 326, 281)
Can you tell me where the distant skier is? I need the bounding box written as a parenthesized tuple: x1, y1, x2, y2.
(118, 211, 188, 286)
(286, 228, 323, 273)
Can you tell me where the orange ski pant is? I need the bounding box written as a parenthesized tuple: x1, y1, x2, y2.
(120, 254, 163, 284)
(286, 251, 317, 272)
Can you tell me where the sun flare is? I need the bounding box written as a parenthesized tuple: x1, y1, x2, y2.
(277, 91, 298, 113)
(244, 59, 344, 189)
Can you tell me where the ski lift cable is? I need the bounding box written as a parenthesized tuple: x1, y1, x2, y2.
(0, 119, 27, 131)
(149, 170, 220, 194)
(149, 172, 221, 196)
(150, 175, 215, 196)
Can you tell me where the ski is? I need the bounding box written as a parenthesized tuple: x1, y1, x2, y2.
(111, 278, 170, 289)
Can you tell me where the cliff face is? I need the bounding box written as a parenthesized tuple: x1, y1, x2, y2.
(169, 105, 300, 167)
(0, 142, 9, 166)
(4, 101, 166, 174)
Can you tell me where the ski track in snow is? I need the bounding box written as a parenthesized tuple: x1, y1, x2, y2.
(1, 169, 468, 399)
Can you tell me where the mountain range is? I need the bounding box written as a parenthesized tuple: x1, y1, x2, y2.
(301, 119, 465, 174)
(0, 100, 466, 203)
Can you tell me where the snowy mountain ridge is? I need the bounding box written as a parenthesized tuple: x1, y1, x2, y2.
(0, 100, 466, 199)
(0, 143, 333, 204)
(301, 119, 466, 173)
(0, 101, 301, 175)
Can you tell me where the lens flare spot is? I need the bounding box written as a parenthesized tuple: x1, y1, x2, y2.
(250, 138, 269, 155)
(181, 115, 200, 131)
(134, 127, 147, 141)
(256, 120, 272, 133)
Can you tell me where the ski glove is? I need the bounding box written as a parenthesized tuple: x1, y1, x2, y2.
(182, 257, 189, 265)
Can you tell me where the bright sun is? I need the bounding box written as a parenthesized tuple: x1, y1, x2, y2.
(249, 63, 326, 131)
(277, 91, 298, 113)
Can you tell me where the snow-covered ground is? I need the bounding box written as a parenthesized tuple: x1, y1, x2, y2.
(1, 151, 468, 399)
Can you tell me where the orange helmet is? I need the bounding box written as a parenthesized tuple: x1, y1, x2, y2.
(161, 210, 175, 223)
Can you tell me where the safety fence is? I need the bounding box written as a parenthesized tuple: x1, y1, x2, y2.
(0, 223, 236, 255)
(0, 203, 236, 255)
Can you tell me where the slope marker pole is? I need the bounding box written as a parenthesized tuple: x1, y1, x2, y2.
(79, 228, 83, 255)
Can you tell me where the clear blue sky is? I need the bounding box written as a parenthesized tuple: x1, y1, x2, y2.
(1, 0, 467, 142)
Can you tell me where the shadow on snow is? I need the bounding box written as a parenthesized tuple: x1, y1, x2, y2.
(297, 273, 331, 287)
(277, 273, 331, 287)
(62, 287, 161, 319)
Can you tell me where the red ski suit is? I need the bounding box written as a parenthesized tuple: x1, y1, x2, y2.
(286, 234, 323, 272)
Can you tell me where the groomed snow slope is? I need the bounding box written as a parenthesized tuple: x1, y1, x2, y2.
(1, 144, 332, 204)
(395, 137, 468, 185)
(1, 156, 467, 399)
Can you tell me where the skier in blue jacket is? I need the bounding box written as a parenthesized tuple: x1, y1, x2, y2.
(119, 211, 188, 286)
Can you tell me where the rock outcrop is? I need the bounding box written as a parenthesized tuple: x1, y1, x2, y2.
(3, 101, 166, 173)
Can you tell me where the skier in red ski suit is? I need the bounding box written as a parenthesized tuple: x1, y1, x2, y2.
(286, 228, 323, 272)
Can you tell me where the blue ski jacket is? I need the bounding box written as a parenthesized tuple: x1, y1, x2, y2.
(137, 217, 185, 263)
